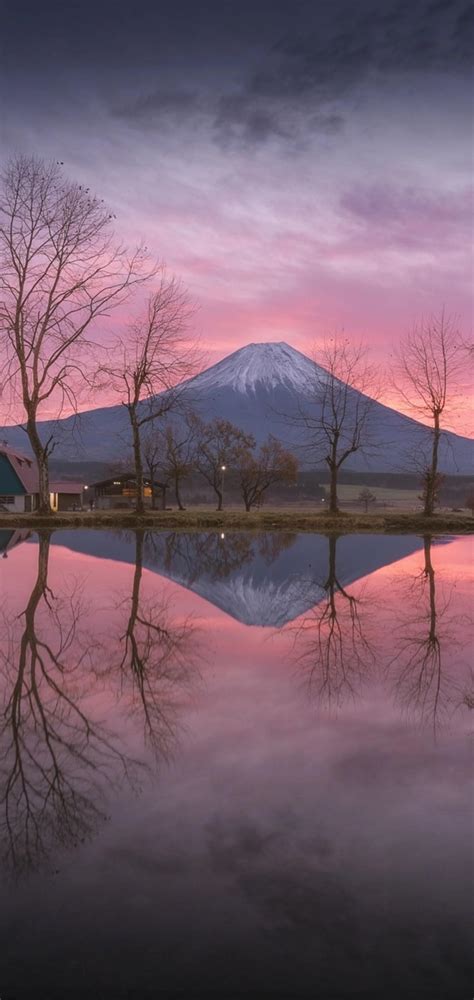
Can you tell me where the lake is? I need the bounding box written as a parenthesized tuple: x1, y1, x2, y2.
(0, 529, 472, 998)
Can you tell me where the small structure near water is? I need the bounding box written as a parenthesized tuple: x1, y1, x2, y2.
(49, 481, 85, 511)
(89, 473, 167, 509)
(0, 444, 39, 512)
(0, 443, 85, 512)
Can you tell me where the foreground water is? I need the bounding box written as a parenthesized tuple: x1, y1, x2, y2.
(0, 528, 472, 999)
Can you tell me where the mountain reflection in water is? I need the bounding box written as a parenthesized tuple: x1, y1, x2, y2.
(53, 526, 428, 625)
(0, 529, 471, 999)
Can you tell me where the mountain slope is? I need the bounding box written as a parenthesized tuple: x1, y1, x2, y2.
(0, 341, 472, 473)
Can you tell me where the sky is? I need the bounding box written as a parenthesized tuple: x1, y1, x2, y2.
(0, 0, 472, 429)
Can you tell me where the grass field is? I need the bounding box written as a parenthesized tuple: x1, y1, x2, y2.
(335, 484, 419, 504)
(0, 507, 472, 534)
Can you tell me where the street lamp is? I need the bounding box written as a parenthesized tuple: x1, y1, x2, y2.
(220, 464, 226, 509)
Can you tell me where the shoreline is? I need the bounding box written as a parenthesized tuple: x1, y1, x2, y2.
(0, 509, 472, 534)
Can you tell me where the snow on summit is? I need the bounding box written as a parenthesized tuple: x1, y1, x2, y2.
(188, 341, 322, 395)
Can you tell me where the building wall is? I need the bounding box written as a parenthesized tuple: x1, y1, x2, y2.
(0, 493, 27, 513)
(0, 454, 25, 494)
(95, 496, 134, 509)
(57, 492, 82, 511)
(95, 495, 165, 510)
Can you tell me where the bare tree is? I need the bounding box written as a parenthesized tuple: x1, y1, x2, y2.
(418, 467, 445, 515)
(234, 435, 298, 511)
(288, 337, 379, 514)
(290, 535, 375, 708)
(0, 155, 154, 514)
(141, 430, 166, 510)
(394, 311, 464, 517)
(99, 272, 199, 514)
(0, 533, 139, 874)
(358, 487, 377, 513)
(155, 420, 197, 510)
(115, 531, 199, 756)
(192, 415, 254, 510)
(387, 536, 471, 736)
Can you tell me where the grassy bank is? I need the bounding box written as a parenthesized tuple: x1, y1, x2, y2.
(0, 508, 473, 534)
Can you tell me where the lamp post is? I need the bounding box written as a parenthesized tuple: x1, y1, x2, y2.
(220, 464, 226, 509)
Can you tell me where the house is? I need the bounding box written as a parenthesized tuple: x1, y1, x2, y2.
(90, 473, 168, 509)
(49, 481, 85, 511)
(0, 444, 39, 512)
(0, 444, 85, 512)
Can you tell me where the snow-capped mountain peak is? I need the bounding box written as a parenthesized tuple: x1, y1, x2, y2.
(187, 341, 324, 395)
(1, 339, 472, 473)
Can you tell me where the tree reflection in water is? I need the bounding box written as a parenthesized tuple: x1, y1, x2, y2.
(113, 530, 200, 758)
(0, 533, 134, 874)
(290, 534, 376, 708)
(0, 528, 471, 874)
(0, 531, 199, 875)
(388, 535, 473, 736)
(145, 529, 297, 585)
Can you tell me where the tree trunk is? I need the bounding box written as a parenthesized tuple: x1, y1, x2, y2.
(424, 535, 437, 643)
(175, 475, 185, 511)
(424, 413, 441, 516)
(215, 486, 223, 511)
(124, 531, 144, 656)
(131, 411, 145, 515)
(328, 462, 338, 515)
(323, 534, 339, 625)
(325, 533, 337, 591)
(18, 533, 51, 680)
(27, 417, 51, 515)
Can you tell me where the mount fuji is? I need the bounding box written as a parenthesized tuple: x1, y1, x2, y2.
(0, 341, 472, 473)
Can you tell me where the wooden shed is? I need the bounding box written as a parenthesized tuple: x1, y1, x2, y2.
(89, 474, 167, 509)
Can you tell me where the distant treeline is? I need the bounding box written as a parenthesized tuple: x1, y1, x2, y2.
(50, 459, 473, 507)
(313, 469, 474, 504)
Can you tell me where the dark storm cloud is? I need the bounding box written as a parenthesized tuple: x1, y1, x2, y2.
(207, 0, 473, 145)
(217, 0, 471, 148)
(211, 92, 345, 149)
(5, 0, 471, 89)
(249, 0, 472, 103)
(2, 0, 472, 149)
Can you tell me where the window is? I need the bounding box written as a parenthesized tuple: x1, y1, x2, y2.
(0, 496, 14, 505)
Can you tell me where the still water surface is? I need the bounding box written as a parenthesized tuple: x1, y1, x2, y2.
(0, 529, 472, 998)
